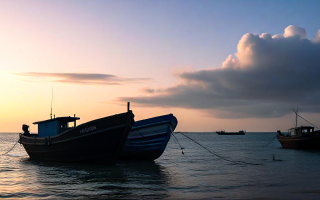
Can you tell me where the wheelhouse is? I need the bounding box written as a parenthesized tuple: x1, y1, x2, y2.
(288, 126, 314, 137)
(33, 116, 80, 137)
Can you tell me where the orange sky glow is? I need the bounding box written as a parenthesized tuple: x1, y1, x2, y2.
(1, 1, 320, 133)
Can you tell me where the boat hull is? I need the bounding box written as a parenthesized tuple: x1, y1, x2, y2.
(216, 132, 245, 135)
(277, 131, 320, 149)
(120, 114, 178, 161)
(19, 111, 134, 164)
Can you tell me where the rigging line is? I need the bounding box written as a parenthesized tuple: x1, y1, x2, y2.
(177, 132, 262, 166)
(0, 139, 19, 156)
(137, 129, 144, 137)
(171, 132, 184, 154)
(264, 136, 277, 147)
(50, 87, 53, 119)
(293, 109, 320, 129)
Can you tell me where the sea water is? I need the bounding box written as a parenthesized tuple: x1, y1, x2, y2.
(1, 132, 320, 199)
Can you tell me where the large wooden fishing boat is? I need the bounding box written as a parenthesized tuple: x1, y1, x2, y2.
(216, 130, 246, 135)
(120, 114, 178, 161)
(277, 126, 320, 149)
(19, 108, 135, 164)
(277, 110, 320, 149)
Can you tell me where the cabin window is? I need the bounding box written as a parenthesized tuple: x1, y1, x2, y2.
(61, 123, 68, 128)
(289, 128, 295, 136)
(68, 122, 75, 128)
(60, 122, 75, 129)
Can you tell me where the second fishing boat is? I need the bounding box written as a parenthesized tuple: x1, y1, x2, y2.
(120, 114, 178, 160)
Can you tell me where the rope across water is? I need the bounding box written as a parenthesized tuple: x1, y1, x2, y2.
(0, 139, 19, 156)
(175, 132, 263, 166)
(171, 132, 184, 154)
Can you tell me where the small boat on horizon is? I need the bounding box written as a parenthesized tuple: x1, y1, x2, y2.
(19, 106, 135, 164)
(120, 114, 178, 161)
(216, 130, 246, 135)
(277, 110, 320, 149)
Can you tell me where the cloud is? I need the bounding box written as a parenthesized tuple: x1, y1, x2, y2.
(140, 87, 164, 94)
(283, 25, 306, 38)
(116, 25, 320, 118)
(313, 30, 320, 43)
(15, 72, 151, 85)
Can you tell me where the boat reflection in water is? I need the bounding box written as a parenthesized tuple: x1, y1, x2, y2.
(27, 159, 172, 199)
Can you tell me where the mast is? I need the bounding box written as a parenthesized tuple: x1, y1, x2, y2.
(295, 108, 298, 129)
(50, 87, 53, 119)
(293, 108, 320, 130)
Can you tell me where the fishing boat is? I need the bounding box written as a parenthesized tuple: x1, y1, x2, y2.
(120, 114, 178, 161)
(19, 105, 135, 164)
(216, 130, 246, 135)
(277, 110, 320, 149)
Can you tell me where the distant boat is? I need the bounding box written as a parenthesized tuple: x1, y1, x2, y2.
(277, 110, 320, 149)
(216, 130, 246, 135)
(19, 110, 135, 164)
(120, 114, 178, 161)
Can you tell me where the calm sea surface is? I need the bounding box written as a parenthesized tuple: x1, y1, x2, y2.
(1, 132, 320, 199)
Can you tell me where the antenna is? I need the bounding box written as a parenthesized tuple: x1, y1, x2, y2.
(50, 87, 53, 119)
(295, 107, 298, 128)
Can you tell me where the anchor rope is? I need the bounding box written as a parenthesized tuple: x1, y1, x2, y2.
(176, 132, 263, 166)
(171, 132, 184, 154)
(264, 136, 277, 147)
(0, 139, 19, 156)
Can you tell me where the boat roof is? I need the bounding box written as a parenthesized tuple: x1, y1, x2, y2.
(33, 116, 80, 124)
(289, 126, 314, 129)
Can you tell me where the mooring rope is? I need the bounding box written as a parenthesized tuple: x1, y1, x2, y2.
(264, 136, 277, 147)
(172, 132, 184, 154)
(0, 140, 19, 156)
(176, 132, 262, 166)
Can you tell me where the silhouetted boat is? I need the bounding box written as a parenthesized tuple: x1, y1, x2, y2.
(216, 130, 245, 135)
(19, 110, 135, 164)
(277, 110, 320, 149)
(277, 126, 320, 149)
(120, 114, 178, 160)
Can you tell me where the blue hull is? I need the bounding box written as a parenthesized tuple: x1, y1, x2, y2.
(120, 114, 178, 160)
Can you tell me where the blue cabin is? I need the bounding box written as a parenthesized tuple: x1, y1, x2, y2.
(33, 116, 80, 137)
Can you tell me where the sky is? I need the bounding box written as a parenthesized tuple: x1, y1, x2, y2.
(1, 0, 320, 132)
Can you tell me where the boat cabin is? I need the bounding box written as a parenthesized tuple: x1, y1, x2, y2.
(33, 116, 80, 137)
(288, 126, 314, 137)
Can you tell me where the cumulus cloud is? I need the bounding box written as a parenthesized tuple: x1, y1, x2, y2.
(116, 25, 320, 118)
(15, 72, 151, 85)
(283, 25, 307, 38)
(313, 30, 320, 43)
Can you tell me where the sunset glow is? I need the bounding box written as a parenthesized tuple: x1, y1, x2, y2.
(1, 1, 320, 132)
